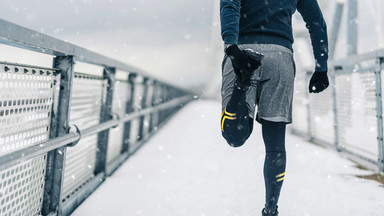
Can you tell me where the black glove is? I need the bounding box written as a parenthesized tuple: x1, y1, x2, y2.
(225, 45, 263, 86)
(309, 71, 329, 93)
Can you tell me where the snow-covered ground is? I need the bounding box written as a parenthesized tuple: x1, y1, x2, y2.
(73, 100, 384, 216)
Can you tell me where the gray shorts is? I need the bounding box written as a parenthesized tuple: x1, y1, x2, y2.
(221, 44, 296, 124)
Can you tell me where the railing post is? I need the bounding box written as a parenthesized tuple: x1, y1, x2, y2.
(148, 80, 156, 133)
(160, 84, 167, 122)
(152, 81, 162, 130)
(121, 73, 136, 154)
(329, 2, 344, 60)
(333, 66, 341, 151)
(305, 71, 312, 140)
(42, 56, 75, 215)
(158, 83, 164, 123)
(375, 57, 384, 171)
(137, 78, 149, 141)
(95, 67, 115, 175)
(347, 0, 358, 56)
(143, 79, 154, 137)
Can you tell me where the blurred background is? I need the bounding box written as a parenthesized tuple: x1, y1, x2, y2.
(1, 0, 383, 96)
(0, 0, 215, 93)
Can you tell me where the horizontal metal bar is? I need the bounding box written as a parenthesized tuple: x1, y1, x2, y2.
(333, 49, 384, 67)
(334, 66, 376, 75)
(0, 96, 193, 171)
(338, 147, 379, 167)
(0, 132, 80, 170)
(81, 119, 120, 138)
(120, 95, 192, 123)
(81, 95, 193, 137)
(106, 152, 129, 176)
(0, 19, 148, 76)
(61, 173, 105, 216)
(0, 19, 194, 93)
(0, 61, 58, 71)
(353, 66, 376, 73)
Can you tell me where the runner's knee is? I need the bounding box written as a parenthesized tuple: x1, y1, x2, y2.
(261, 119, 286, 152)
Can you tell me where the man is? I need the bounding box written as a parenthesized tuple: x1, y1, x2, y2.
(219, 0, 329, 215)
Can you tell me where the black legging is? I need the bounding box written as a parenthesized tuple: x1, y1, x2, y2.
(221, 84, 286, 212)
(262, 120, 286, 212)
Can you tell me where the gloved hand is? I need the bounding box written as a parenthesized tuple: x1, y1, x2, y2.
(225, 45, 263, 86)
(309, 71, 329, 93)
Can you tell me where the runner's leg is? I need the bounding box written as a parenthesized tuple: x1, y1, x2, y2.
(221, 81, 253, 147)
(261, 119, 286, 213)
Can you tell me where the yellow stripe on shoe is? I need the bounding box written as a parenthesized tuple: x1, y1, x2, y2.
(221, 116, 237, 131)
(221, 107, 237, 132)
(224, 108, 236, 116)
(275, 172, 285, 178)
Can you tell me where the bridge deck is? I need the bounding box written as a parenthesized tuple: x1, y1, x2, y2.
(73, 100, 383, 216)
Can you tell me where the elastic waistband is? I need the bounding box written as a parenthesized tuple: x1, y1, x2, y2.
(237, 43, 293, 55)
(238, 33, 293, 52)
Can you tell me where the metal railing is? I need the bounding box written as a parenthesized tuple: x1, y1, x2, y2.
(291, 49, 384, 172)
(0, 19, 194, 216)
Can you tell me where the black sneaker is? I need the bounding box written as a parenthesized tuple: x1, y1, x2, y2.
(262, 208, 279, 216)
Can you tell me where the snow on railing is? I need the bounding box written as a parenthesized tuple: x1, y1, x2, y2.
(0, 19, 194, 216)
(291, 49, 384, 172)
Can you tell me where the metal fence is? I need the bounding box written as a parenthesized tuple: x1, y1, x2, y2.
(291, 49, 384, 172)
(0, 19, 194, 216)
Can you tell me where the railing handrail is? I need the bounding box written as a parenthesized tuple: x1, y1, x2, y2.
(333, 49, 384, 68)
(0, 19, 145, 74)
(0, 19, 190, 93)
(0, 95, 193, 171)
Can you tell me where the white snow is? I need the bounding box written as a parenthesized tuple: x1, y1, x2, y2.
(73, 100, 384, 216)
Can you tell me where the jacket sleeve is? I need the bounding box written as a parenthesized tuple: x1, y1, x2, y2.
(220, 0, 241, 45)
(297, 0, 328, 72)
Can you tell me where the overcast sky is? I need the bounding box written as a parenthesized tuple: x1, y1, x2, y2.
(0, 0, 217, 90)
